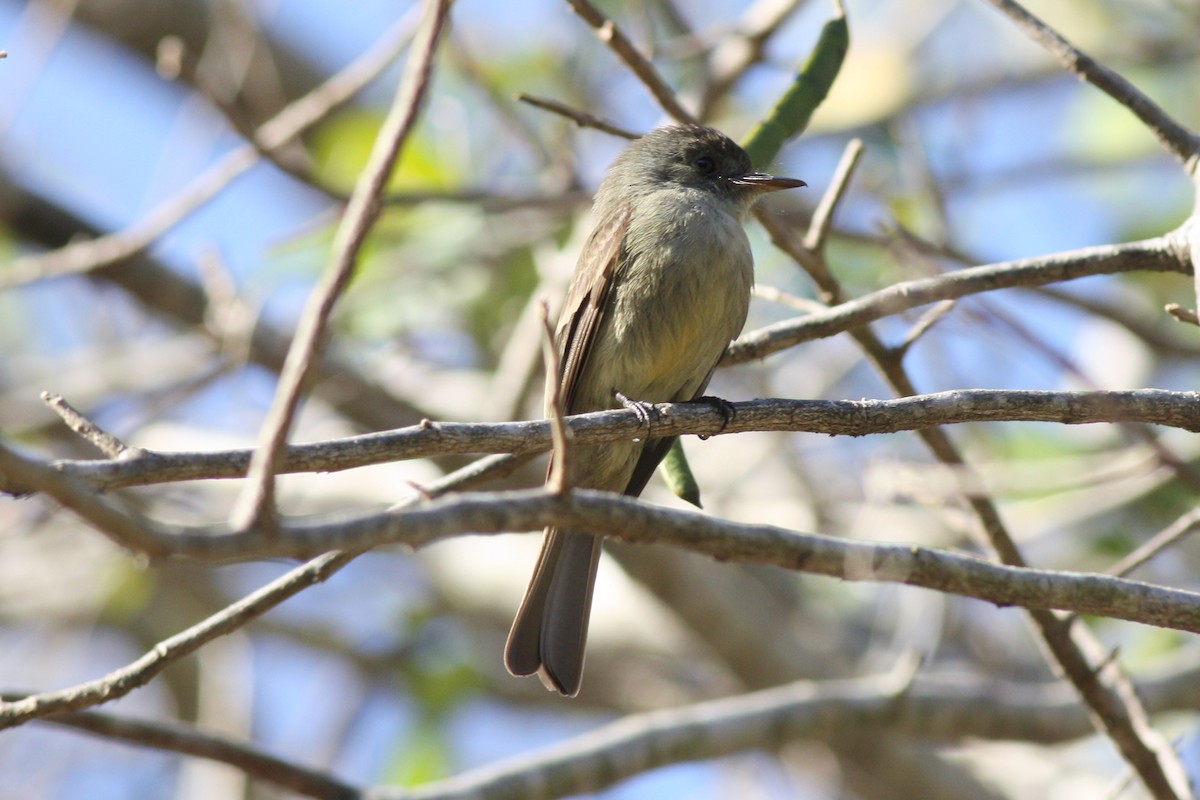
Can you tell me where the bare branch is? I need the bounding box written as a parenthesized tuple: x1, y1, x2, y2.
(981, 0, 1199, 169)
(230, 0, 452, 534)
(24, 485, 1200, 639)
(803, 137, 863, 252)
(727, 233, 1190, 365)
(377, 663, 1200, 800)
(1107, 507, 1200, 580)
(563, 0, 698, 124)
(894, 299, 957, 356)
(30, 659, 1200, 800)
(8, 390, 1199, 495)
(24, 704, 359, 800)
(517, 93, 639, 139)
(40, 391, 129, 458)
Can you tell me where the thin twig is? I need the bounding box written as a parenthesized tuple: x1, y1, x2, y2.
(229, 0, 452, 534)
(981, 0, 1199, 170)
(894, 299, 957, 356)
(803, 137, 863, 252)
(563, 0, 698, 124)
(517, 94, 639, 139)
(539, 300, 572, 495)
(40, 392, 129, 458)
(1165, 303, 1200, 326)
(1107, 508, 1200, 580)
(26, 704, 358, 800)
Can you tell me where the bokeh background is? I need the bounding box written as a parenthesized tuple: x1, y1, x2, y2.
(2, 0, 1200, 798)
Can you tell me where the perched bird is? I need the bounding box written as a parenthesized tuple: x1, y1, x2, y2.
(505, 125, 805, 695)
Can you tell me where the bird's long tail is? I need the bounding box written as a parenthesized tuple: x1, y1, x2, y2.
(504, 528, 602, 696)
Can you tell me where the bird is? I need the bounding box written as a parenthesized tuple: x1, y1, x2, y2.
(505, 124, 805, 696)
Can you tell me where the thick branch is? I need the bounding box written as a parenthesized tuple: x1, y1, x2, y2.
(0, 452, 514, 731)
(379, 663, 1200, 800)
(12, 389, 1198, 493)
(8, 478, 1200, 639)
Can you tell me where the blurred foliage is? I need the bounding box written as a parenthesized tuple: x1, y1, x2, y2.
(311, 111, 460, 193)
(98, 560, 156, 622)
(385, 719, 453, 788)
(3, 0, 1200, 798)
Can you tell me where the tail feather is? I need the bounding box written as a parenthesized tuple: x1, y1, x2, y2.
(505, 529, 602, 696)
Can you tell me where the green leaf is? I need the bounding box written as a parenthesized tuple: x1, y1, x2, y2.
(742, 8, 849, 168)
(661, 439, 702, 508)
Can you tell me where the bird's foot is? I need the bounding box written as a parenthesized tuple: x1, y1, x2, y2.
(694, 395, 736, 439)
(615, 392, 658, 437)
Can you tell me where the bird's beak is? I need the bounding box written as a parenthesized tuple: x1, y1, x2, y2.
(730, 172, 807, 192)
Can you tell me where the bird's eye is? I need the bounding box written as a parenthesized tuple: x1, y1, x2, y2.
(693, 156, 716, 174)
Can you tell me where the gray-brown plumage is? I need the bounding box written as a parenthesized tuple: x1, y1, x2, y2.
(505, 125, 805, 696)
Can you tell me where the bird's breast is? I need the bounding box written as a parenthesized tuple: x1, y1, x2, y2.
(597, 197, 754, 402)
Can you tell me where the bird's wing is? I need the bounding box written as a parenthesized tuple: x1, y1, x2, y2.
(553, 204, 632, 412)
(505, 205, 632, 694)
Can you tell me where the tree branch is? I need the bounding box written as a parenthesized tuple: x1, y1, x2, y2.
(374, 661, 1200, 800)
(23, 642, 1200, 798)
(563, 0, 698, 124)
(727, 233, 1190, 364)
(9, 471, 1200, 635)
(0, 450, 513, 731)
(980, 0, 1199, 170)
(230, 0, 452, 533)
(22, 703, 359, 800)
(7, 390, 1198, 494)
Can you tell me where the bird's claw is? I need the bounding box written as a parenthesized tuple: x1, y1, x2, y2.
(615, 392, 658, 436)
(694, 395, 736, 439)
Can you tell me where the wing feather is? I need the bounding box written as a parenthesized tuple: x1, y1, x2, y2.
(552, 205, 632, 414)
